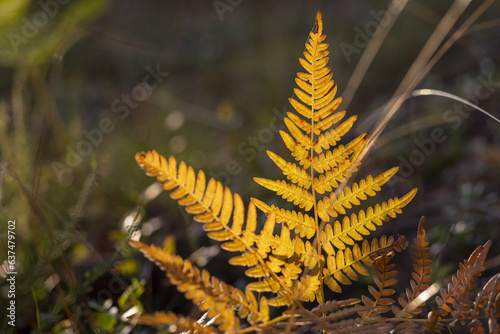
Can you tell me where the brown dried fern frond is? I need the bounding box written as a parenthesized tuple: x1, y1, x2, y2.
(392, 217, 433, 318)
(470, 273, 500, 333)
(426, 240, 493, 331)
(359, 236, 408, 319)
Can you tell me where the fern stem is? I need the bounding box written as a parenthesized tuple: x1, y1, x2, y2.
(311, 11, 325, 306)
(236, 314, 292, 334)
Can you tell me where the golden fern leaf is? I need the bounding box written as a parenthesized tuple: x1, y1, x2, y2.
(311, 148, 362, 196)
(137, 150, 258, 260)
(132, 311, 218, 333)
(251, 197, 316, 239)
(258, 9, 352, 193)
(253, 11, 418, 303)
(392, 217, 433, 318)
(136, 150, 301, 305)
(311, 133, 367, 174)
(253, 177, 315, 211)
(312, 116, 358, 154)
(136, 151, 237, 225)
(316, 167, 402, 220)
(320, 189, 417, 251)
(289, 25, 340, 123)
(128, 240, 260, 328)
(266, 150, 312, 188)
(296, 274, 322, 302)
(322, 235, 404, 294)
(288, 237, 321, 273)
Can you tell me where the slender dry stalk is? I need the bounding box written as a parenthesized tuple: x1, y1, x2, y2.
(342, 0, 409, 110)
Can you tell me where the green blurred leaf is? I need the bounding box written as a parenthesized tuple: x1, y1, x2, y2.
(114, 258, 139, 276)
(0, 0, 29, 27)
(0, 0, 108, 66)
(118, 278, 145, 312)
(94, 311, 117, 330)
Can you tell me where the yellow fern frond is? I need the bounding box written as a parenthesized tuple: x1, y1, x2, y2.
(247, 277, 281, 293)
(312, 146, 365, 199)
(320, 188, 417, 252)
(128, 240, 254, 328)
(253, 177, 314, 211)
(221, 200, 257, 252)
(266, 150, 312, 188)
(137, 151, 259, 252)
(311, 133, 367, 174)
(135, 151, 304, 317)
(322, 235, 404, 294)
(312, 116, 357, 154)
(286, 109, 346, 135)
(316, 167, 400, 220)
(251, 11, 418, 305)
(251, 197, 316, 239)
(296, 273, 322, 302)
(132, 311, 218, 333)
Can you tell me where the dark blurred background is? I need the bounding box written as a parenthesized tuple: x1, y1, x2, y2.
(0, 0, 499, 332)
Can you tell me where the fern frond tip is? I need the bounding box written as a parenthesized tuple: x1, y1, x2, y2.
(314, 10, 323, 35)
(402, 188, 418, 206)
(128, 239, 143, 249)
